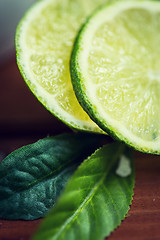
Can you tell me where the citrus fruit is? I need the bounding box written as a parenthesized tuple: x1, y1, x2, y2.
(71, 0, 160, 153)
(16, 0, 107, 133)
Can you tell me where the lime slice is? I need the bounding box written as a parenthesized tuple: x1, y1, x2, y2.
(16, 0, 107, 133)
(71, 0, 160, 153)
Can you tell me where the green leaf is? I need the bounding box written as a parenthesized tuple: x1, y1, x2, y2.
(33, 142, 135, 240)
(0, 133, 106, 220)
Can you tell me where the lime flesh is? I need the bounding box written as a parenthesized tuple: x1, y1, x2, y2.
(71, 0, 160, 153)
(16, 0, 107, 133)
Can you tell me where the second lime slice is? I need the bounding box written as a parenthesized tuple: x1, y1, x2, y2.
(71, 0, 160, 153)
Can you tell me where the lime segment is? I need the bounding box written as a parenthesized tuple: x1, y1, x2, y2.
(16, 0, 107, 132)
(71, 0, 160, 153)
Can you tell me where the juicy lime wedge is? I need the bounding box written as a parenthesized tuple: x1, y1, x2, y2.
(71, 0, 160, 153)
(15, 0, 107, 133)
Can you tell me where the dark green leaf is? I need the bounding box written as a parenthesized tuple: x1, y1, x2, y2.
(33, 142, 135, 240)
(0, 133, 106, 220)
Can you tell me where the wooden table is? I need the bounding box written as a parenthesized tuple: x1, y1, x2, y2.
(0, 55, 160, 240)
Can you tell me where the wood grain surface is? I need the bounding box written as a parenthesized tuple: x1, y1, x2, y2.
(0, 57, 160, 240)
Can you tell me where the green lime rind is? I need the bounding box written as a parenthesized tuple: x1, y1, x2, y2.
(70, 0, 160, 154)
(15, 0, 106, 134)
